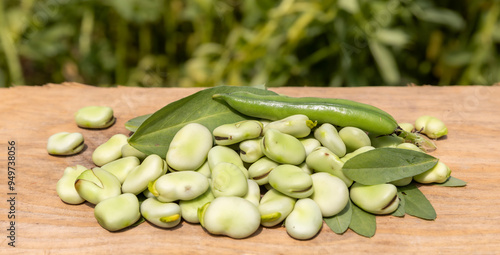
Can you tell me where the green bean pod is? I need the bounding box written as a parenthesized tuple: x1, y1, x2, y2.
(213, 92, 398, 135)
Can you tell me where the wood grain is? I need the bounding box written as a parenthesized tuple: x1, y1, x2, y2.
(1, 83, 499, 254)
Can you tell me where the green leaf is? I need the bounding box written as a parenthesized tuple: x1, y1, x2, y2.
(391, 191, 406, 217)
(324, 199, 352, 234)
(398, 183, 436, 220)
(349, 203, 376, 238)
(125, 113, 152, 132)
(342, 148, 439, 185)
(128, 86, 277, 157)
(434, 176, 467, 187)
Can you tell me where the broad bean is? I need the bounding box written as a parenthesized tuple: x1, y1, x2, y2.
(268, 164, 313, 199)
(101, 156, 140, 184)
(263, 114, 316, 138)
(306, 147, 352, 187)
(415, 115, 448, 139)
(92, 134, 128, 166)
(248, 157, 279, 185)
(258, 189, 296, 227)
(150, 171, 209, 203)
(208, 145, 248, 178)
(285, 198, 323, 240)
(122, 154, 167, 195)
(314, 123, 346, 157)
(166, 123, 213, 171)
(179, 187, 215, 223)
(310, 172, 349, 217)
(261, 129, 306, 165)
(47, 132, 84, 156)
(75, 167, 122, 205)
(211, 162, 248, 198)
(199, 196, 261, 239)
(338, 126, 371, 153)
(94, 193, 140, 231)
(213, 120, 263, 145)
(141, 197, 182, 228)
(413, 161, 451, 184)
(75, 106, 115, 129)
(350, 182, 399, 215)
(239, 138, 264, 163)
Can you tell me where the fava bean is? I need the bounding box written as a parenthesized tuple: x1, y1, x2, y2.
(285, 198, 323, 240)
(306, 147, 352, 187)
(413, 161, 451, 184)
(310, 173, 349, 217)
(239, 138, 264, 163)
(179, 187, 215, 224)
(299, 138, 321, 156)
(398, 122, 414, 133)
(350, 182, 399, 215)
(258, 189, 296, 227)
(268, 164, 313, 199)
(47, 132, 84, 156)
(101, 156, 140, 184)
(261, 129, 306, 165)
(263, 114, 316, 138)
(92, 134, 128, 166)
(338, 126, 371, 153)
(150, 171, 209, 203)
(166, 123, 213, 171)
(75, 106, 115, 129)
(211, 162, 248, 198)
(243, 179, 261, 207)
(213, 120, 263, 145)
(122, 154, 167, 195)
(314, 123, 346, 157)
(94, 193, 140, 231)
(208, 145, 248, 178)
(199, 196, 261, 239)
(140, 197, 182, 228)
(248, 157, 279, 185)
(75, 167, 122, 205)
(415, 115, 448, 139)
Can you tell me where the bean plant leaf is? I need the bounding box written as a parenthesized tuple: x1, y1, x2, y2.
(128, 86, 277, 157)
(434, 176, 467, 187)
(349, 203, 376, 238)
(391, 191, 406, 217)
(125, 113, 152, 132)
(398, 183, 436, 220)
(324, 199, 352, 235)
(342, 148, 439, 185)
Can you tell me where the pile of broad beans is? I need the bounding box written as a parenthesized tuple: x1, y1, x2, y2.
(50, 103, 451, 240)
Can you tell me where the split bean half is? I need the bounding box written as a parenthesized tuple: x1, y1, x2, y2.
(56, 165, 88, 204)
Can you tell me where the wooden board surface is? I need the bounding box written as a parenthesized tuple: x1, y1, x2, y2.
(1, 83, 499, 254)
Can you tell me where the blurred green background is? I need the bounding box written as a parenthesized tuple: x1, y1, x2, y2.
(0, 0, 499, 87)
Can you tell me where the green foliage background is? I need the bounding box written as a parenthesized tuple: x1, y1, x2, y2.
(0, 0, 499, 87)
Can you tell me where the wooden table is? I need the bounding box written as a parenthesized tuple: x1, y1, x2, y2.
(1, 83, 499, 254)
